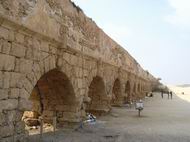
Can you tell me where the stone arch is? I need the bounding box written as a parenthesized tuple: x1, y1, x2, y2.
(112, 78, 123, 106)
(86, 76, 110, 115)
(22, 69, 80, 129)
(124, 80, 131, 103)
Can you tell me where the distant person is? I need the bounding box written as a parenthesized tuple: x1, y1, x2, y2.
(170, 91, 173, 99)
(161, 91, 164, 99)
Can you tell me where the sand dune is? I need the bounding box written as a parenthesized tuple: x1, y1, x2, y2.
(168, 85, 190, 102)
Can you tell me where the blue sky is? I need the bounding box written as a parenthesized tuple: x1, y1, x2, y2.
(72, 0, 190, 85)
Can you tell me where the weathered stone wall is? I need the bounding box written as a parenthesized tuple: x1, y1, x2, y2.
(0, 0, 158, 141)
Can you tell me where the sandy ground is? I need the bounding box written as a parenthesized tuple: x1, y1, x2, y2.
(28, 91, 190, 142)
(168, 85, 190, 102)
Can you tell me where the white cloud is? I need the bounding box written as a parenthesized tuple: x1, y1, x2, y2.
(166, 0, 190, 29)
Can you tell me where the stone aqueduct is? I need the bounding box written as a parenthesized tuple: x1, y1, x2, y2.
(0, 0, 158, 141)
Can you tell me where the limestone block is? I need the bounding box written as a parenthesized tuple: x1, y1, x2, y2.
(14, 58, 20, 72)
(83, 96, 91, 103)
(14, 133, 26, 142)
(84, 69, 88, 77)
(65, 64, 72, 77)
(49, 56, 56, 70)
(6, 110, 19, 123)
(49, 45, 57, 54)
(78, 68, 83, 78)
(15, 121, 25, 134)
(91, 61, 96, 69)
(26, 72, 37, 87)
(0, 89, 8, 100)
(0, 26, 9, 39)
(84, 60, 91, 69)
(44, 58, 50, 73)
(18, 98, 32, 111)
(33, 64, 41, 80)
(25, 47, 33, 59)
(78, 57, 83, 67)
(8, 30, 15, 42)
(0, 71, 3, 88)
(15, 32, 25, 44)
(57, 58, 63, 67)
(0, 125, 14, 138)
(1, 137, 13, 142)
(11, 43, 26, 57)
(20, 88, 30, 100)
(62, 52, 70, 63)
(79, 88, 85, 96)
(0, 40, 11, 54)
(78, 78, 83, 89)
(0, 112, 6, 126)
(33, 48, 41, 61)
(19, 59, 33, 74)
(40, 41, 49, 52)
(9, 88, 20, 99)
(33, 38, 41, 51)
(0, 99, 18, 111)
(22, 78, 33, 95)
(3, 72, 10, 89)
(70, 54, 77, 65)
(33, 63, 41, 73)
(10, 72, 22, 88)
(0, 54, 15, 71)
(24, 36, 33, 47)
(40, 51, 49, 61)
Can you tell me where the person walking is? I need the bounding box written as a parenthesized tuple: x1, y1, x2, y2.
(170, 91, 173, 99)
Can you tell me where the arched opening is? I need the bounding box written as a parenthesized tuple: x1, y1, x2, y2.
(22, 69, 78, 133)
(112, 78, 122, 106)
(125, 81, 131, 103)
(132, 83, 137, 100)
(86, 76, 109, 115)
(138, 83, 141, 92)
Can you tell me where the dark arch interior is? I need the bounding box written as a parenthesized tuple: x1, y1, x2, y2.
(86, 76, 108, 115)
(23, 69, 77, 127)
(131, 83, 137, 100)
(125, 81, 131, 102)
(112, 78, 122, 105)
(125, 81, 131, 94)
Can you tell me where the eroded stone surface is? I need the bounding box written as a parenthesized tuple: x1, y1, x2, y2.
(0, 0, 159, 141)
